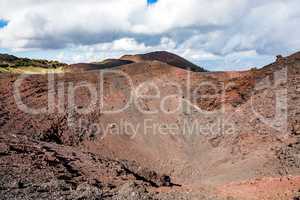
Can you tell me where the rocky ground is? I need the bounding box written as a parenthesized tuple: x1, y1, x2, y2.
(0, 51, 300, 199)
(0, 133, 222, 200)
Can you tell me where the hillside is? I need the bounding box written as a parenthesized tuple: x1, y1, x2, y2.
(0, 53, 67, 73)
(0, 51, 300, 199)
(1, 51, 205, 74)
(67, 59, 134, 72)
(120, 51, 207, 72)
(68, 51, 206, 72)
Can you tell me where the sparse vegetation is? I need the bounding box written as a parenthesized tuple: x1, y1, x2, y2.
(0, 53, 67, 74)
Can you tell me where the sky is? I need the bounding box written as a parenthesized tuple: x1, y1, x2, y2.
(0, 19, 7, 28)
(148, 0, 158, 4)
(0, 0, 300, 71)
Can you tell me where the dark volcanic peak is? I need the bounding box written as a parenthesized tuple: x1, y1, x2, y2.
(95, 58, 133, 65)
(120, 51, 207, 72)
(68, 59, 134, 72)
(68, 51, 207, 73)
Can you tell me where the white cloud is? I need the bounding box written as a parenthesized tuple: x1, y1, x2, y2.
(56, 37, 177, 63)
(0, 0, 300, 69)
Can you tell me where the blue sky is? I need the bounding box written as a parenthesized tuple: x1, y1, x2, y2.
(147, 0, 158, 4)
(0, 0, 299, 71)
(0, 19, 8, 28)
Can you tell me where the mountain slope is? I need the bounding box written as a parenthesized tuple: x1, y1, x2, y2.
(0, 51, 300, 200)
(0, 53, 67, 73)
(68, 59, 134, 72)
(120, 51, 207, 72)
(68, 51, 206, 72)
(1, 51, 206, 73)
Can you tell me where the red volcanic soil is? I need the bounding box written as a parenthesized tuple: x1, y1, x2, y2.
(0, 51, 300, 199)
(217, 176, 300, 200)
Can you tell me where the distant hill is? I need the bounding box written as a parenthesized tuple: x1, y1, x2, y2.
(120, 51, 207, 72)
(68, 59, 134, 72)
(0, 53, 67, 73)
(68, 51, 207, 72)
(0, 54, 18, 64)
(0, 53, 67, 68)
(1, 51, 206, 73)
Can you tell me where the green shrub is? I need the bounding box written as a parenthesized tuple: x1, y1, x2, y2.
(0, 63, 9, 68)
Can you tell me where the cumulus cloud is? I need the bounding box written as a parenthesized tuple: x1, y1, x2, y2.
(55, 37, 177, 63)
(0, 0, 299, 69)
